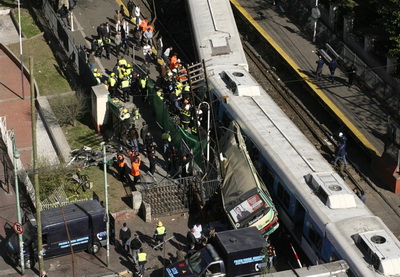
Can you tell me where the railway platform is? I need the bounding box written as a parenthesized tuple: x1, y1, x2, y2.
(231, 0, 388, 158)
(231, 0, 400, 238)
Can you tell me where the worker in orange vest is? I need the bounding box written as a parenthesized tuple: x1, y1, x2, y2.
(139, 17, 149, 32)
(116, 153, 131, 183)
(131, 153, 141, 187)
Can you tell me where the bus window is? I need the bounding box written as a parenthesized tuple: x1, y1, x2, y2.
(277, 182, 290, 208)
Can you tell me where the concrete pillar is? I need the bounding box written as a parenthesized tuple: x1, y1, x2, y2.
(328, 3, 338, 30)
(343, 16, 354, 41)
(364, 36, 373, 53)
(91, 85, 109, 132)
(141, 202, 152, 223)
(132, 191, 142, 210)
(386, 56, 398, 75)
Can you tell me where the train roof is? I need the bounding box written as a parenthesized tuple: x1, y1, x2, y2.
(186, 0, 248, 71)
(326, 216, 400, 276)
(208, 67, 372, 226)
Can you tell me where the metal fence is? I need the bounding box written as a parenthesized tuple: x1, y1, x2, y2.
(41, 0, 97, 88)
(0, 117, 36, 207)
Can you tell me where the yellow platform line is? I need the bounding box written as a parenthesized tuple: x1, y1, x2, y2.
(230, 0, 380, 157)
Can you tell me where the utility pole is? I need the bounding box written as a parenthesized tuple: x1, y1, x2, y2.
(11, 130, 24, 275)
(17, 0, 24, 99)
(102, 143, 110, 266)
(30, 56, 44, 275)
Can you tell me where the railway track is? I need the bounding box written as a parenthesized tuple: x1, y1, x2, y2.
(242, 40, 400, 234)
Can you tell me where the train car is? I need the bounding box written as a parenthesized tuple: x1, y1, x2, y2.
(186, 0, 400, 276)
(219, 122, 279, 237)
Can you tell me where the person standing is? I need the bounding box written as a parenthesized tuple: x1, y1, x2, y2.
(119, 223, 131, 252)
(193, 223, 203, 246)
(127, 0, 135, 19)
(114, 31, 122, 58)
(186, 228, 196, 249)
(97, 23, 105, 39)
(144, 132, 154, 152)
(135, 5, 141, 26)
(130, 234, 142, 265)
(137, 248, 147, 276)
(147, 143, 157, 175)
(156, 36, 163, 59)
(131, 153, 141, 187)
(153, 221, 166, 250)
(163, 47, 173, 65)
(328, 59, 337, 83)
(161, 130, 172, 154)
(347, 64, 357, 87)
(315, 55, 324, 81)
(116, 153, 131, 183)
(266, 241, 276, 270)
(128, 126, 139, 152)
(333, 132, 347, 167)
(59, 5, 70, 28)
(140, 122, 148, 146)
(166, 145, 178, 175)
(104, 37, 111, 60)
(143, 28, 154, 47)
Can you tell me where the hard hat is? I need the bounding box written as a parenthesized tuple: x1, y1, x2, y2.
(172, 68, 177, 73)
(110, 72, 115, 77)
(96, 73, 101, 77)
(167, 72, 173, 76)
(338, 132, 343, 137)
(157, 221, 163, 227)
(127, 64, 131, 68)
(123, 108, 128, 113)
(93, 68, 98, 73)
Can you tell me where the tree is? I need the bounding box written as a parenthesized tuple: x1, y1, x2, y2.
(378, 0, 400, 57)
(50, 92, 88, 126)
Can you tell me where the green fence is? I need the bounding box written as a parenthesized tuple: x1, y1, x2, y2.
(147, 79, 205, 166)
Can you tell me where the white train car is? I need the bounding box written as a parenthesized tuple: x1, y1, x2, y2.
(186, 0, 400, 276)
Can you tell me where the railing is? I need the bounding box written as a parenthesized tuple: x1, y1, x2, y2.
(0, 117, 36, 207)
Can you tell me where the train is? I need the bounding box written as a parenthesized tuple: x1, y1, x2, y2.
(186, 0, 400, 276)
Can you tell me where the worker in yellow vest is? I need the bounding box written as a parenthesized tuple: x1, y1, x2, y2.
(137, 247, 147, 276)
(108, 72, 117, 97)
(153, 221, 166, 251)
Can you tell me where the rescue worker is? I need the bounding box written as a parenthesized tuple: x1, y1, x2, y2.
(120, 73, 131, 102)
(180, 104, 191, 130)
(153, 221, 166, 250)
(139, 17, 149, 32)
(161, 130, 171, 154)
(119, 108, 132, 130)
(104, 36, 111, 60)
(95, 73, 102, 85)
(131, 153, 141, 187)
(137, 248, 147, 276)
(93, 67, 99, 78)
(108, 72, 117, 97)
(96, 37, 104, 57)
(140, 75, 148, 102)
(116, 153, 130, 183)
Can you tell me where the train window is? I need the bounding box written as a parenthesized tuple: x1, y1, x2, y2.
(261, 164, 275, 189)
(308, 225, 323, 250)
(277, 182, 290, 208)
(296, 201, 305, 213)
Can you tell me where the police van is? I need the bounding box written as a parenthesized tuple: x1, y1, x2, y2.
(6, 200, 107, 268)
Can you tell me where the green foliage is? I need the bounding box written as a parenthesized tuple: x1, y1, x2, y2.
(378, 0, 400, 57)
(30, 159, 72, 201)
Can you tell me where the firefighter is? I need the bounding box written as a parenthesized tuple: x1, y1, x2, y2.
(153, 221, 166, 250)
(120, 73, 131, 102)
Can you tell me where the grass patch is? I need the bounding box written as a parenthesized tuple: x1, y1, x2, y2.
(17, 7, 41, 38)
(8, 37, 72, 96)
(60, 119, 103, 150)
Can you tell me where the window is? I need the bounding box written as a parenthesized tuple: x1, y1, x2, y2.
(42, 233, 48, 245)
(308, 224, 322, 250)
(206, 263, 221, 275)
(277, 182, 290, 208)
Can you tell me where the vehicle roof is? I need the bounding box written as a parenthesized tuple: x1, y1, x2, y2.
(41, 200, 104, 227)
(187, 0, 248, 71)
(219, 124, 264, 211)
(216, 227, 264, 253)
